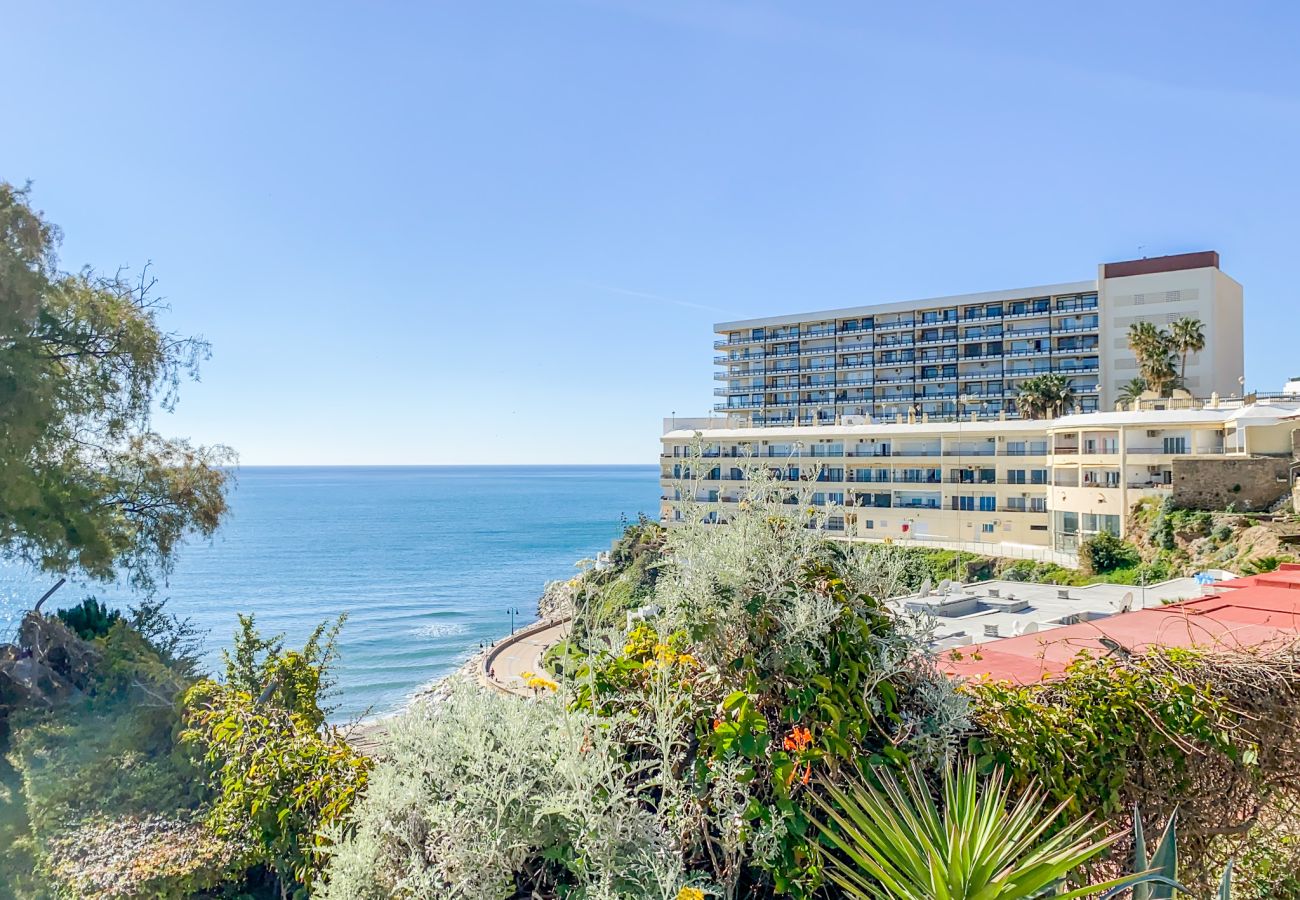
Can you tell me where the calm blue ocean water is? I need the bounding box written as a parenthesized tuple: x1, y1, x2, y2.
(0, 466, 660, 720)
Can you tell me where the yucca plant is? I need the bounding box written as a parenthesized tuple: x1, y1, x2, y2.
(812, 761, 1172, 899)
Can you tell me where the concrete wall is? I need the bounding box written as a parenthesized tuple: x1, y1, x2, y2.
(1171, 456, 1291, 511)
(1097, 260, 1244, 408)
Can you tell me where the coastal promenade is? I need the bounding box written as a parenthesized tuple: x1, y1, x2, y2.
(345, 615, 571, 756)
(482, 616, 572, 695)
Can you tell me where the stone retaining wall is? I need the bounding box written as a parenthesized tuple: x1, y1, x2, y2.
(1171, 456, 1291, 511)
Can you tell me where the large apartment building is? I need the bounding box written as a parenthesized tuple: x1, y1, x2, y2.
(661, 401, 1300, 559)
(714, 251, 1244, 426)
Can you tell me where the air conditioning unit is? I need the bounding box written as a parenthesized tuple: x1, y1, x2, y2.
(1147, 430, 1161, 437)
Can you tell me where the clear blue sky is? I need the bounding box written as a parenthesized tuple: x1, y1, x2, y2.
(6, 2, 1299, 464)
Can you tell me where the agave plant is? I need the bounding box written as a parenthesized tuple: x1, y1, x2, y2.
(1102, 806, 1234, 900)
(812, 761, 1169, 900)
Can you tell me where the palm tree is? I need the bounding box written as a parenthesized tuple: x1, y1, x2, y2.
(1127, 322, 1178, 397)
(1016, 373, 1076, 420)
(1240, 555, 1288, 576)
(1117, 377, 1148, 408)
(1169, 317, 1205, 389)
(812, 762, 1163, 900)
(1014, 375, 1047, 419)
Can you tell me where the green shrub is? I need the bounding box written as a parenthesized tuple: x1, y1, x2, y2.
(1, 603, 217, 897)
(183, 614, 367, 896)
(1079, 531, 1141, 576)
(54, 596, 122, 640)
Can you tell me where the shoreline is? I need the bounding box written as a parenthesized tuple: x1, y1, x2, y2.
(349, 575, 578, 737)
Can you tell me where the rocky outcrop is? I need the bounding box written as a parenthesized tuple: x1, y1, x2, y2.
(0, 612, 102, 729)
(537, 577, 577, 621)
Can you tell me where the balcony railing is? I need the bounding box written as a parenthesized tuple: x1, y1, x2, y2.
(1054, 298, 1099, 312)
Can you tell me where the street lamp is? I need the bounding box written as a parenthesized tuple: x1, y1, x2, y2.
(507, 606, 521, 635)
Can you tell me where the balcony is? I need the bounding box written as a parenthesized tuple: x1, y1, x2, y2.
(714, 335, 766, 349)
(1054, 297, 1099, 313)
(961, 309, 1003, 321)
(875, 319, 916, 331)
(1126, 445, 1225, 455)
(795, 323, 837, 338)
(1004, 326, 1053, 339)
(917, 350, 959, 362)
(1004, 305, 1053, 319)
(714, 354, 766, 366)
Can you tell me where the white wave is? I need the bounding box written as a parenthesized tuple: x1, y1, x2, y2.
(409, 621, 467, 639)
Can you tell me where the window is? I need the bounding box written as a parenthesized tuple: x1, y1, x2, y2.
(957, 496, 974, 511)
(1007, 441, 1025, 456)
(1007, 469, 1026, 484)
(981, 523, 995, 534)
(979, 496, 996, 512)
(1164, 436, 1188, 454)
(1031, 524, 1048, 531)
(865, 520, 875, 529)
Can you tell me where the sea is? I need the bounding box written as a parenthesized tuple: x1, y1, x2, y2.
(0, 465, 661, 721)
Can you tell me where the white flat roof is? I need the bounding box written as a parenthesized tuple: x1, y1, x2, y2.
(715, 280, 1097, 332)
(1050, 402, 1300, 431)
(663, 419, 1053, 441)
(891, 577, 1213, 646)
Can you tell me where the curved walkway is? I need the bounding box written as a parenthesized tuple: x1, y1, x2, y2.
(344, 616, 573, 754)
(482, 616, 572, 696)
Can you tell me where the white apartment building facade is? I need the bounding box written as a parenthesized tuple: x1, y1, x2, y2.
(713, 251, 1244, 426)
(660, 401, 1300, 560)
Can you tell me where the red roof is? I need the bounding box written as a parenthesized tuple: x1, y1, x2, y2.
(1214, 562, 1300, 592)
(940, 574, 1300, 684)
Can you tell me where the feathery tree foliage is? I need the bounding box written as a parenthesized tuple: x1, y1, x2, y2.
(0, 181, 234, 591)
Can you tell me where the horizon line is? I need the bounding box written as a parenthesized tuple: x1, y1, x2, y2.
(224, 462, 661, 468)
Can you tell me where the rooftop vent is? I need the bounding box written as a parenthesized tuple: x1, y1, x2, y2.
(988, 588, 1000, 598)
(983, 623, 1000, 638)
(1057, 589, 1071, 600)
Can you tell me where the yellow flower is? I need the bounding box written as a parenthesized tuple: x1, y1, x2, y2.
(523, 673, 558, 691)
(676, 653, 699, 668)
(677, 889, 706, 900)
